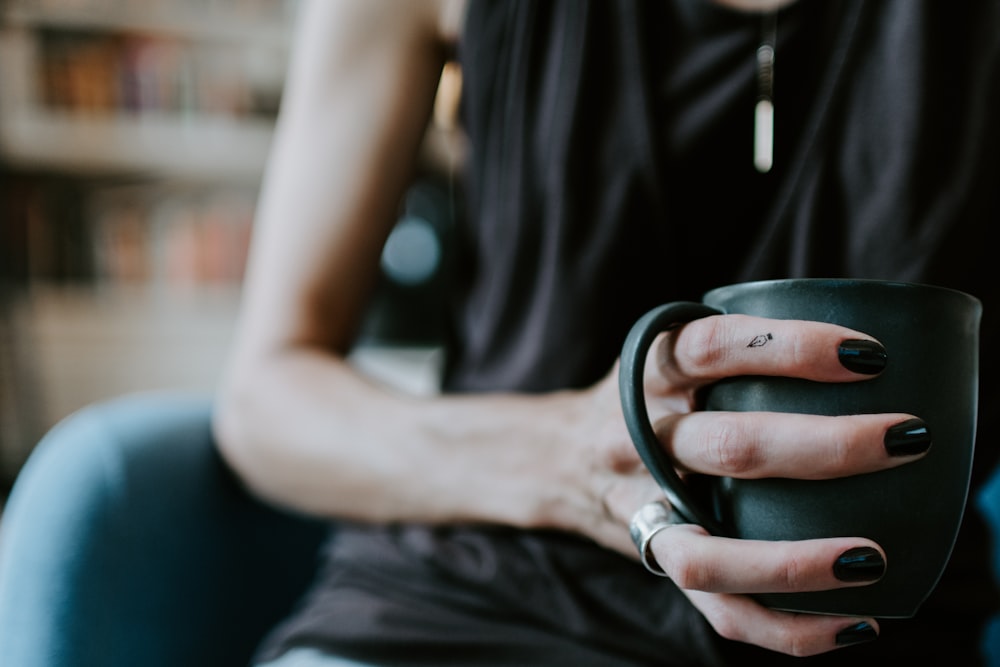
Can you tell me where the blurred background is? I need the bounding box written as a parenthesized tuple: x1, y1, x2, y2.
(0, 0, 465, 496)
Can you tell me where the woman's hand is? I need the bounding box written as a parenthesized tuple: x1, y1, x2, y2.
(576, 313, 930, 656)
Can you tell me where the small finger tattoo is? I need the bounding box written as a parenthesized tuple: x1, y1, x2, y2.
(748, 333, 773, 348)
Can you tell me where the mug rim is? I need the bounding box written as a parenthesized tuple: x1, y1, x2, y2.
(703, 278, 982, 309)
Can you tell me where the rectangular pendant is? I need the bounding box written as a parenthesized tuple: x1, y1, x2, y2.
(754, 99, 774, 173)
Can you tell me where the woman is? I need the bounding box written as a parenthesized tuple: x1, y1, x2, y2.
(214, 0, 1000, 664)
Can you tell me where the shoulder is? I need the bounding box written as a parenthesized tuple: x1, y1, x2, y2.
(439, 0, 468, 45)
(298, 0, 466, 50)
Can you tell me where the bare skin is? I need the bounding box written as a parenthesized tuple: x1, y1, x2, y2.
(213, 0, 920, 657)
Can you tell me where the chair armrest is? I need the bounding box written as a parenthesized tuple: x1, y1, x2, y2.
(0, 391, 330, 667)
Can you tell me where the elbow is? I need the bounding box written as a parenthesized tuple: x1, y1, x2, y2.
(211, 370, 274, 500)
(211, 383, 246, 473)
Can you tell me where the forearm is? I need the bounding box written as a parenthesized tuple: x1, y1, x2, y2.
(213, 346, 596, 532)
(209, 0, 615, 542)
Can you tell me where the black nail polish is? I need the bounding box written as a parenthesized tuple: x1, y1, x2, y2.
(835, 621, 878, 647)
(884, 418, 932, 457)
(838, 339, 887, 374)
(833, 547, 885, 582)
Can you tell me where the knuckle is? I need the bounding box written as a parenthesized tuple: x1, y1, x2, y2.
(659, 539, 718, 590)
(779, 550, 807, 590)
(706, 608, 745, 643)
(703, 602, 815, 659)
(787, 334, 813, 369)
(783, 630, 815, 658)
(600, 433, 641, 471)
(675, 317, 729, 374)
(702, 418, 762, 475)
(817, 417, 863, 474)
(758, 617, 814, 658)
(666, 561, 702, 590)
(828, 431, 856, 471)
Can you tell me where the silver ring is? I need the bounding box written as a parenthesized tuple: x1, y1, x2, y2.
(629, 499, 688, 576)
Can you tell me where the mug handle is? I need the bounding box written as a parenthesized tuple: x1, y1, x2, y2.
(619, 302, 728, 536)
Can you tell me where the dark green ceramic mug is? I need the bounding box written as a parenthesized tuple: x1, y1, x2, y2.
(619, 279, 982, 617)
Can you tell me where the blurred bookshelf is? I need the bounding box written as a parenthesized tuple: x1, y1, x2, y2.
(0, 0, 464, 487)
(0, 0, 300, 486)
(0, 0, 294, 179)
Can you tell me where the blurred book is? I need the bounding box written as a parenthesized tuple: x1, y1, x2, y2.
(90, 184, 254, 288)
(36, 28, 277, 119)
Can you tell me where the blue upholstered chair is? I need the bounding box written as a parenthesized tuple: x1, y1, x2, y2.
(0, 392, 329, 667)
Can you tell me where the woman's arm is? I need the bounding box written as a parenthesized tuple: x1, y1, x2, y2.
(212, 0, 608, 538)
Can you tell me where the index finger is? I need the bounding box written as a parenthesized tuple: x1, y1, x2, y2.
(657, 314, 887, 391)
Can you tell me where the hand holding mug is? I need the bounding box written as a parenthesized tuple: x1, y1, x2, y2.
(619, 279, 981, 618)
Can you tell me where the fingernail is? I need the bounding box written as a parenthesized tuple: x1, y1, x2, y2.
(835, 621, 878, 646)
(884, 418, 932, 457)
(833, 547, 885, 582)
(838, 339, 887, 374)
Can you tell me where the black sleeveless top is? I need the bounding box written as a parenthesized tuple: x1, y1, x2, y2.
(256, 2, 1000, 664)
(442, 0, 817, 394)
